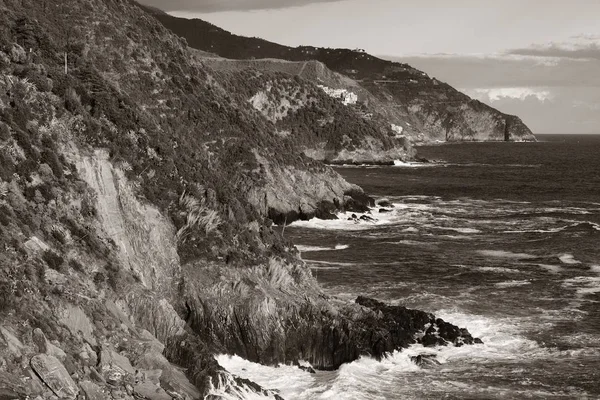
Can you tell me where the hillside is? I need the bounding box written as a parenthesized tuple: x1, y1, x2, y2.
(0, 0, 479, 398)
(141, 7, 536, 143)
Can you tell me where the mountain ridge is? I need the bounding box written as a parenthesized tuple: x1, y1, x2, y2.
(0, 0, 479, 398)
(139, 4, 537, 143)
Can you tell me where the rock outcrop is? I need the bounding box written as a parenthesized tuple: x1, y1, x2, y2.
(0, 1, 482, 399)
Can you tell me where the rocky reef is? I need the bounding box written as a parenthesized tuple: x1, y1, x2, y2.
(0, 0, 480, 399)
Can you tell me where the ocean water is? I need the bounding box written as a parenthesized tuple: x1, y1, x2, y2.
(218, 134, 600, 399)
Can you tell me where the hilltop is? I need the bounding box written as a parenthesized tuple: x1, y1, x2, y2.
(0, 0, 479, 399)
(140, 6, 536, 143)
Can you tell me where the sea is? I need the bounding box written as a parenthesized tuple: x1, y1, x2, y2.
(216, 134, 600, 399)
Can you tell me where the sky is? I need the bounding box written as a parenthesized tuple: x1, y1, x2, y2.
(140, 0, 600, 134)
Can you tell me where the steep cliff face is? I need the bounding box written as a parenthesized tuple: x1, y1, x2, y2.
(0, 0, 480, 398)
(145, 8, 536, 143)
(203, 58, 414, 164)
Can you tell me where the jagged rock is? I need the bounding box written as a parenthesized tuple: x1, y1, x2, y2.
(376, 199, 393, 208)
(44, 269, 68, 286)
(78, 342, 97, 367)
(25, 368, 47, 397)
(133, 381, 172, 400)
(30, 354, 79, 400)
(0, 327, 25, 357)
(356, 297, 481, 347)
(59, 306, 96, 346)
(0, 371, 29, 398)
(32, 329, 66, 362)
(79, 381, 105, 400)
(410, 354, 441, 368)
(88, 368, 105, 385)
(99, 348, 135, 384)
(23, 237, 50, 254)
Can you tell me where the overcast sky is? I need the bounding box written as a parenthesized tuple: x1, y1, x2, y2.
(140, 0, 600, 134)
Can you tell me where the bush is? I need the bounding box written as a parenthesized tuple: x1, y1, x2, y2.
(41, 148, 63, 178)
(0, 280, 14, 312)
(0, 121, 10, 141)
(42, 250, 64, 271)
(68, 258, 84, 272)
(64, 87, 81, 112)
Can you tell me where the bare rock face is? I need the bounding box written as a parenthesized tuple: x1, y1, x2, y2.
(32, 329, 66, 362)
(59, 306, 97, 347)
(99, 348, 135, 385)
(79, 381, 106, 400)
(30, 354, 79, 400)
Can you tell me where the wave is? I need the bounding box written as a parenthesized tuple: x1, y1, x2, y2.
(290, 208, 400, 231)
(562, 276, 600, 297)
(296, 244, 349, 252)
(442, 227, 482, 234)
(214, 311, 563, 400)
(591, 265, 600, 274)
(495, 280, 532, 288)
(477, 250, 537, 260)
(538, 264, 563, 274)
(558, 253, 582, 265)
(393, 160, 437, 168)
(477, 267, 521, 274)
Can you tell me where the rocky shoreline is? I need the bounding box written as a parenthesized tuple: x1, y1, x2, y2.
(0, 1, 483, 398)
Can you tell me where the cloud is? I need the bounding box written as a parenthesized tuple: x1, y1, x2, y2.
(508, 36, 600, 60)
(387, 53, 600, 89)
(137, 0, 347, 12)
(465, 88, 554, 102)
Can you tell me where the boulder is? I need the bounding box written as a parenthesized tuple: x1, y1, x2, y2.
(32, 329, 66, 361)
(30, 354, 79, 400)
(134, 381, 172, 400)
(79, 381, 106, 400)
(59, 306, 96, 346)
(0, 327, 25, 357)
(99, 348, 135, 384)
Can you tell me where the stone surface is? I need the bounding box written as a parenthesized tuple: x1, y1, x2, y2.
(59, 306, 96, 346)
(0, 327, 25, 357)
(30, 354, 79, 400)
(79, 381, 106, 400)
(133, 381, 172, 400)
(99, 349, 135, 384)
(33, 329, 66, 361)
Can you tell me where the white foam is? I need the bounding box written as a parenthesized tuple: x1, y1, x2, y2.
(559, 253, 581, 265)
(214, 355, 317, 399)
(495, 280, 532, 288)
(562, 276, 600, 297)
(477, 250, 537, 260)
(591, 265, 600, 274)
(206, 369, 281, 399)
(290, 208, 399, 231)
(402, 227, 419, 233)
(393, 160, 435, 168)
(447, 227, 481, 234)
(538, 264, 563, 274)
(296, 244, 349, 252)
(214, 310, 569, 400)
(477, 267, 520, 274)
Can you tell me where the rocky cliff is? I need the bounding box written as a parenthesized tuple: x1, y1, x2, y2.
(0, 0, 479, 398)
(143, 7, 537, 143)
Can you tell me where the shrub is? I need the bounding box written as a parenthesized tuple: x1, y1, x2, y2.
(41, 148, 63, 178)
(68, 258, 84, 272)
(64, 87, 81, 112)
(42, 250, 64, 272)
(0, 121, 10, 141)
